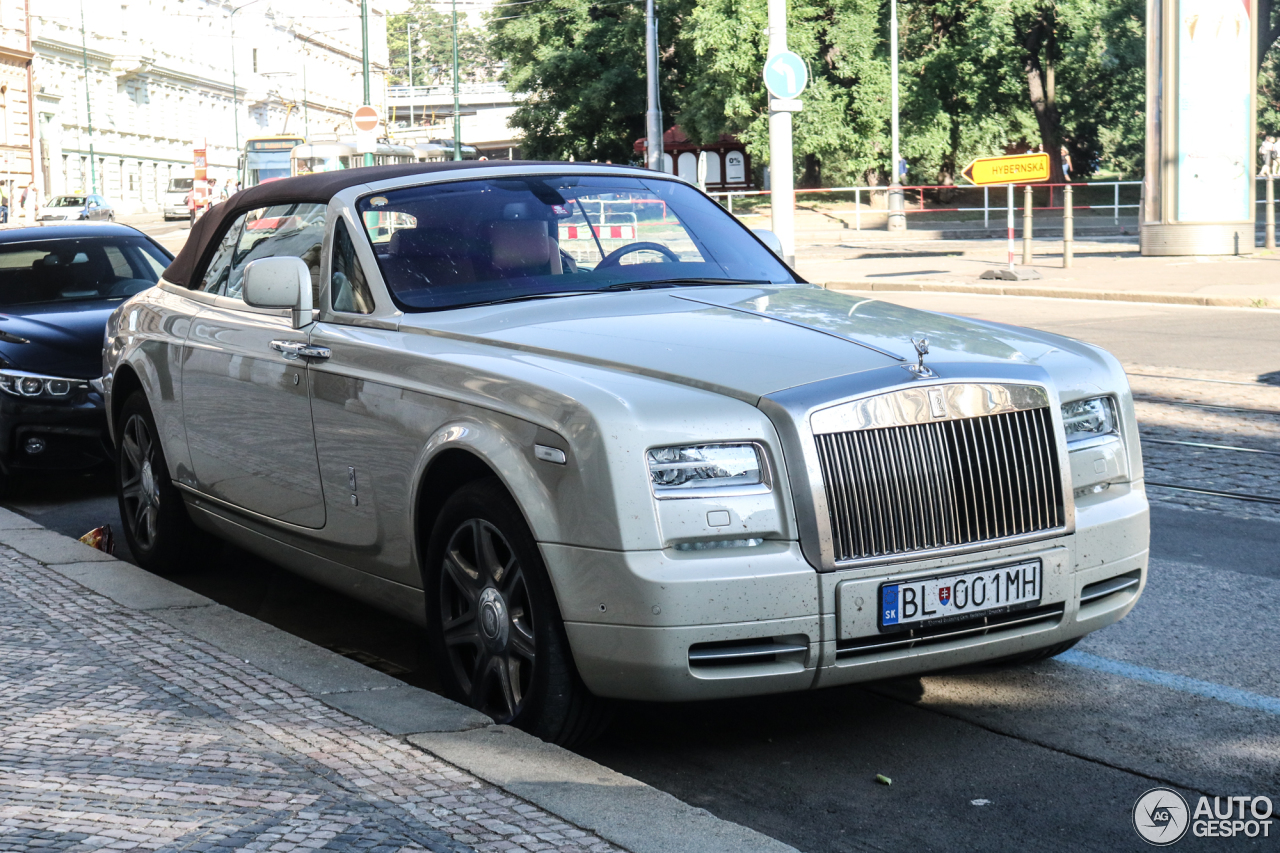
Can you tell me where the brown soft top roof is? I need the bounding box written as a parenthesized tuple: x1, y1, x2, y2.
(163, 160, 576, 289)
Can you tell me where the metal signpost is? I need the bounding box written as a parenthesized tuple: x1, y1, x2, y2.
(361, 0, 373, 167)
(353, 105, 380, 161)
(762, 32, 807, 267)
(962, 152, 1050, 281)
(644, 0, 663, 170)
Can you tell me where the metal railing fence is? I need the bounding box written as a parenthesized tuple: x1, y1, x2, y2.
(707, 181, 1142, 229)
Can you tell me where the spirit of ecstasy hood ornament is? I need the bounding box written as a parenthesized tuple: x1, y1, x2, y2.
(904, 337, 937, 378)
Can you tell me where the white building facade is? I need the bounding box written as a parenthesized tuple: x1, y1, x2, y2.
(33, 0, 391, 213)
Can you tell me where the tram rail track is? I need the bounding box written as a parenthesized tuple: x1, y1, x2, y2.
(1146, 482, 1280, 506)
(1133, 396, 1280, 418)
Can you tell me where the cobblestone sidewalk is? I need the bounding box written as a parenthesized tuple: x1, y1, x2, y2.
(0, 548, 619, 853)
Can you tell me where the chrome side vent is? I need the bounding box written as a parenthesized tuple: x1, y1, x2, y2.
(688, 636, 809, 668)
(1080, 571, 1141, 605)
(815, 407, 1065, 563)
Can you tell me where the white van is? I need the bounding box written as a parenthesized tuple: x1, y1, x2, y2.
(163, 177, 193, 220)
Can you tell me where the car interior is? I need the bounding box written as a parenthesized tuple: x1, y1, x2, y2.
(0, 239, 166, 306)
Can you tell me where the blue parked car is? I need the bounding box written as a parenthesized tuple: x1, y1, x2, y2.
(0, 224, 171, 483)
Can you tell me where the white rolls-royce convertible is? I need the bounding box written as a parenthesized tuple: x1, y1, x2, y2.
(103, 163, 1148, 745)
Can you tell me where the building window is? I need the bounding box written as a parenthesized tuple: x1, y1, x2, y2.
(252, 49, 258, 73)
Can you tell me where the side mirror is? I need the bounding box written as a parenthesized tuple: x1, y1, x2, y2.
(243, 256, 313, 328)
(752, 228, 784, 256)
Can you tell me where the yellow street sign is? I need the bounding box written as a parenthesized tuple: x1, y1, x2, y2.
(961, 152, 1051, 186)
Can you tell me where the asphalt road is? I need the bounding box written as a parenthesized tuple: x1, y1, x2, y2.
(7, 293, 1279, 851)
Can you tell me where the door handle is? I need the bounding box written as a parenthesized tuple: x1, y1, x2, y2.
(270, 340, 331, 360)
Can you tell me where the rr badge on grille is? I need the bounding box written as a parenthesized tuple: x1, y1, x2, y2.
(927, 387, 948, 418)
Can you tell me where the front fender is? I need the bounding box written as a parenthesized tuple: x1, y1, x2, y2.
(103, 284, 199, 479)
(409, 413, 573, 568)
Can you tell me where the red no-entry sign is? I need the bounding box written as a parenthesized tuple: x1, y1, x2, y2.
(353, 105, 379, 133)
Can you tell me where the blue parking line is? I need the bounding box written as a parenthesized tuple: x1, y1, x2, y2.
(1057, 649, 1280, 716)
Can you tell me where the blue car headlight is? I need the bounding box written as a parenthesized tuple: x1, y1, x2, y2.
(0, 370, 87, 399)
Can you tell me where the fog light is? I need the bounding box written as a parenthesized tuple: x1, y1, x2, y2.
(24, 437, 45, 454)
(1073, 482, 1111, 498)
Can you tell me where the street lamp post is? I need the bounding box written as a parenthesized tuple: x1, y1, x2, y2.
(452, 0, 461, 160)
(78, 0, 97, 194)
(886, 0, 905, 231)
(229, 0, 265, 187)
(407, 21, 415, 128)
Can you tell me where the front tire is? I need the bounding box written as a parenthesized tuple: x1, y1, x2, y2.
(116, 391, 210, 574)
(424, 478, 609, 746)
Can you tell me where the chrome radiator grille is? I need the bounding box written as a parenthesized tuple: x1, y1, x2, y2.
(815, 407, 1065, 562)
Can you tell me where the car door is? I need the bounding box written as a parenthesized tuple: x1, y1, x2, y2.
(181, 202, 329, 528)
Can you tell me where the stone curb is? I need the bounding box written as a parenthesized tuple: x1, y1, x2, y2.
(820, 279, 1279, 309)
(0, 506, 797, 853)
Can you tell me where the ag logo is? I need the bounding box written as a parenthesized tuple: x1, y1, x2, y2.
(1133, 788, 1190, 845)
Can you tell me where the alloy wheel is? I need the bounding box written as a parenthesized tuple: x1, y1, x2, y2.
(119, 412, 162, 551)
(439, 518, 537, 721)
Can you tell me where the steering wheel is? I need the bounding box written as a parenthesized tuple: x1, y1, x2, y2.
(594, 241, 681, 269)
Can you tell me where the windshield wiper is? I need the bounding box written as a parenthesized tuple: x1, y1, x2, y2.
(604, 278, 771, 288)
(458, 278, 772, 309)
(464, 290, 602, 308)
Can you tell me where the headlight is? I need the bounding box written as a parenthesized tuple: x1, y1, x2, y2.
(647, 443, 765, 495)
(1061, 397, 1117, 445)
(0, 370, 86, 399)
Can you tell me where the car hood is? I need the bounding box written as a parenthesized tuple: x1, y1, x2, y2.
(0, 300, 119, 379)
(407, 284, 1116, 402)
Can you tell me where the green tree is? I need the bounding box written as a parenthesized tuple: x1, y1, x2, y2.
(489, 0, 697, 161)
(490, 0, 1145, 183)
(388, 2, 496, 87)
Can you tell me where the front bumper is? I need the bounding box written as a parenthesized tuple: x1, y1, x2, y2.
(550, 484, 1149, 701)
(0, 390, 110, 474)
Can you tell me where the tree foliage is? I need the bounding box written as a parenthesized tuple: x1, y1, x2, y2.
(490, 0, 1147, 184)
(388, 1, 496, 87)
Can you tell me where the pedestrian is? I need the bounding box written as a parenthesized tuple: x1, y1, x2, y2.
(186, 187, 198, 228)
(897, 156, 908, 183)
(1272, 138, 1280, 176)
(1060, 144, 1073, 180)
(19, 182, 37, 224)
(1261, 136, 1275, 176)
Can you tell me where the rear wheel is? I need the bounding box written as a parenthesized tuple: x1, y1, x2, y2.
(424, 478, 610, 746)
(116, 391, 211, 574)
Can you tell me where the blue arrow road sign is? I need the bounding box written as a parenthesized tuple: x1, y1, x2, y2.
(763, 51, 808, 100)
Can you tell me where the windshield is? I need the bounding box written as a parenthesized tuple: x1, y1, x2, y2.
(246, 151, 292, 185)
(167, 178, 193, 193)
(49, 197, 87, 208)
(0, 237, 172, 306)
(358, 174, 797, 311)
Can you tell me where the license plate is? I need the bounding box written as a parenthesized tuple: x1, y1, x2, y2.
(879, 560, 1042, 632)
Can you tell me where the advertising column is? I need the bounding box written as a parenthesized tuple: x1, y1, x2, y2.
(193, 140, 208, 217)
(1142, 0, 1257, 254)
